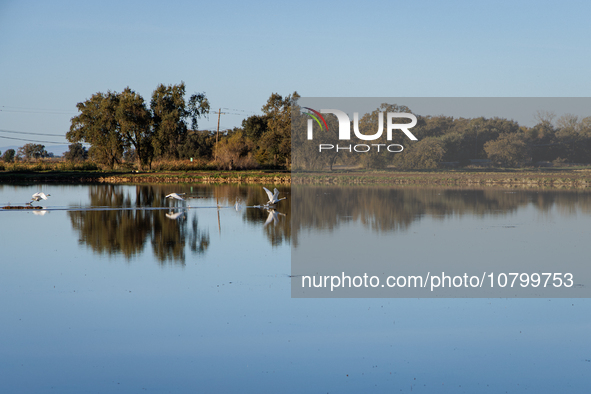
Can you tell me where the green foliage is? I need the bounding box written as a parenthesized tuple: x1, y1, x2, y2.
(242, 114, 269, 142)
(68, 83, 209, 169)
(398, 138, 446, 169)
(117, 87, 153, 168)
(291, 106, 342, 171)
(65, 86, 591, 171)
(484, 133, 528, 167)
(17, 143, 49, 160)
(178, 130, 215, 161)
(64, 143, 88, 162)
(67, 91, 123, 169)
(0, 160, 99, 172)
(260, 92, 299, 167)
(150, 159, 214, 171)
(150, 82, 209, 159)
(357, 103, 413, 170)
(1, 149, 16, 163)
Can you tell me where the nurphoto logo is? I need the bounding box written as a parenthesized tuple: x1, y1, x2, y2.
(303, 107, 418, 153)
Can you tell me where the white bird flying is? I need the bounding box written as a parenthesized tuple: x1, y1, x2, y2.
(31, 192, 50, 203)
(165, 193, 185, 201)
(263, 187, 286, 206)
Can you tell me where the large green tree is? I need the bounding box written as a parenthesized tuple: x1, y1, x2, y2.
(150, 82, 209, 159)
(117, 87, 153, 167)
(259, 91, 299, 167)
(68, 91, 123, 169)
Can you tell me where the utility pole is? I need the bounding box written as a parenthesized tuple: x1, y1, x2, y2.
(215, 108, 221, 161)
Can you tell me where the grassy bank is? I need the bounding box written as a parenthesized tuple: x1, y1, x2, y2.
(293, 168, 591, 188)
(2, 165, 591, 188)
(0, 169, 291, 185)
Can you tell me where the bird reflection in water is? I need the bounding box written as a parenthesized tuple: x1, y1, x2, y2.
(165, 210, 185, 220)
(264, 208, 285, 227)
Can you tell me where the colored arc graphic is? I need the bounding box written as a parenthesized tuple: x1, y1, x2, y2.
(304, 107, 329, 131)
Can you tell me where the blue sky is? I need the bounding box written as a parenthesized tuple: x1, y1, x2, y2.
(1, 0, 590, 151)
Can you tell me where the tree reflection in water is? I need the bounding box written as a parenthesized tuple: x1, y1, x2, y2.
(68, 184, 591, 261)
(290, 185, 591, 247)
(67, 184, 292, 264)
(68, 185, 210, 265)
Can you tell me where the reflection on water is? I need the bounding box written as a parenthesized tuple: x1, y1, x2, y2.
(50, 184, 591, 261)
(66, 184, 291, 263)
(1, 183, 591, 392)
(7, 183, 591, 263)
(291, 186, 591, 246)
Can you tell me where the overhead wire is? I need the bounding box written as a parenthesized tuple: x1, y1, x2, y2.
(0, 135, 68, 144)
(0, 128, 65, 137)
(0, 104, 262, 144)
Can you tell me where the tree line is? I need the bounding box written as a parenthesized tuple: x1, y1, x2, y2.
(292, 105, 591, 170)
(61, 82, 297, 170)
(65, 82, 210, 169)
(0, 144, 53, 163)
(4, 95, 588, 170)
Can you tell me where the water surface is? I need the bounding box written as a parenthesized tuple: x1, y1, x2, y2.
(1, 184, 589, 393)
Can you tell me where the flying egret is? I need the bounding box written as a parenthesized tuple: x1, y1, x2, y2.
(30, 192, 50, 204)
(263, 187, 286, 206)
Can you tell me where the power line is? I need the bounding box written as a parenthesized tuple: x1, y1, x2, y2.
(0, 135, 68, 144)
(0, 128, 65, 137)
(221, 107, 260, 115)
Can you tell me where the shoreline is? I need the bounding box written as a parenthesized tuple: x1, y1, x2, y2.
(1, 168, 591, 188)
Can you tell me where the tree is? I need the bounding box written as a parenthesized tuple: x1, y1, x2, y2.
(17, 143, 49, 160)
(524, 120, 560, 162)
(357, 103, 413, 170)
(291, 106, 341, 171)
(67, 91, 123, 169)
(1, 149, 15, 163)
(117, 87, 153, 168)
(64, 143, 88, 162)
(150, 82, 209, 159)
(554, 115, 591, 163)
(213, 130, 256, 169)
(242, 114, 268, 143)
(484, 133, 528, 167)
(260, 92, 299, 167)
(178, 130, 215, 160)
(398, 137, 446, 169)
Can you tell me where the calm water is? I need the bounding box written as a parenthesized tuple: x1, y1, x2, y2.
(0, 184, 590, 393)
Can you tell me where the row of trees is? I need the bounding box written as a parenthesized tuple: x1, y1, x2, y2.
(0, 144, 56, 163)
(292, 105, 591, 170)
(10, 92, 587, 170)
(67, 82, 210, 169)
(65, 82, 297, 170)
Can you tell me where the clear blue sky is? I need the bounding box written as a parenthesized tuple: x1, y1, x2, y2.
(1, 0, 590, 150)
